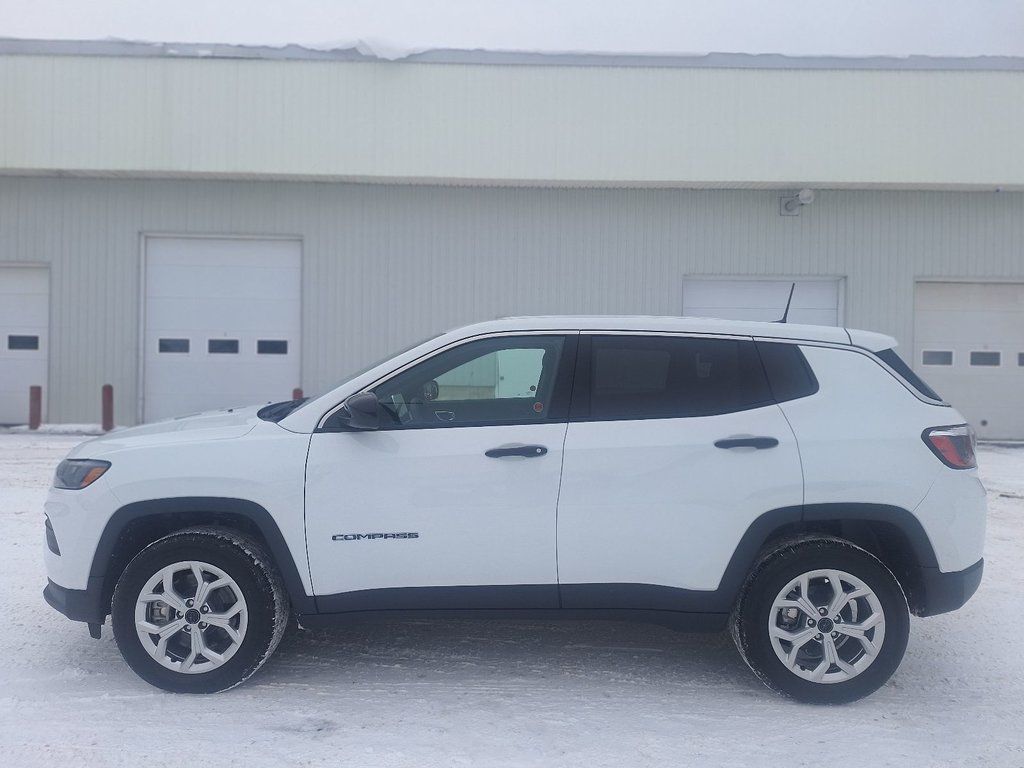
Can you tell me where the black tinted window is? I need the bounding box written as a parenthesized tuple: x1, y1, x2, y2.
(756, 342, 819, 403)
(875, 348, 942, 401)
(586, 336, 771, 420)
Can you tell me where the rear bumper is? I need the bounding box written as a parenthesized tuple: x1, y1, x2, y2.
(43, 578, 108, 625)
(914, 558, 984, 617)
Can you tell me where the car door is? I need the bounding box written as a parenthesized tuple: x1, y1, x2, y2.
(304, 333, 577, 611)
(556, 333, 804, 608)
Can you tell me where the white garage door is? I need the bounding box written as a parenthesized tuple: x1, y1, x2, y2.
(0, 266, 48, 425)
(683, 278, 843, 326)
(144, 238, 301, 423)
(914, 282, 1024, 440)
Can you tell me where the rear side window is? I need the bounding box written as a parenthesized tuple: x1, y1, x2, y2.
(584, 336, 772, 420)
(875, 348, 943, 402)
(756, 342, 819, 403)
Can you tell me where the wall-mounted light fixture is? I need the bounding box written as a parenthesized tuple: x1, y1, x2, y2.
(780, 188, 816, 216)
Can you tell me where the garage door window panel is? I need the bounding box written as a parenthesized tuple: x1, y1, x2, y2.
(373, 335, 570, 428)
(7, 335, 40, 351)
(970, 351, 1001, 367)
(921, 350, 953, 366)
(158, 338, 190, 354)
(257, 340, 288, 355)
(208, 339, 240, 354)
(580, 335, 772, 421)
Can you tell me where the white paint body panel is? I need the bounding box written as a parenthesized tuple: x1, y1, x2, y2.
(557, 405, 802, 591)
(779, 344, 985, 572)
(44, 412, 313, 594)
(846, 328, 898, 353)
(304, 423, 566, 595)
(913, 281, 1024, 440)
(144, 237, 301, 423)
(0, 265, 48, 424)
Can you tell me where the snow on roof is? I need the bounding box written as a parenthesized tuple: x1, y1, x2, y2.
(1, 37, 1023, 71)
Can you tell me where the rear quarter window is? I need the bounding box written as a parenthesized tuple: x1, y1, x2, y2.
(755, 342, 819, 403)
(874, 348, 943, 402)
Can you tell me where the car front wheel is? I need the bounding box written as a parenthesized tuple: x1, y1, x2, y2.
(731, 536, 910, 704)
(111, 527, 289, 693)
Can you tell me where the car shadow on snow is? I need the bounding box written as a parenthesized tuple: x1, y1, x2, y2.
(255, 618, 758, 695)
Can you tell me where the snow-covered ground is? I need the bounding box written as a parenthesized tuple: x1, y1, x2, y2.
(1, 434, 1021, 767)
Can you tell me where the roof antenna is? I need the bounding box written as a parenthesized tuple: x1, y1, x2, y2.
(775, 282, 796, 323)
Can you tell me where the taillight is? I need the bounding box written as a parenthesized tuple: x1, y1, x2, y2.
(922, 425, 977, 469)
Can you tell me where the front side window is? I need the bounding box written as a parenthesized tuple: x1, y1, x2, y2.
(373, 335, 566, 428)
(583, 335, 771, 420)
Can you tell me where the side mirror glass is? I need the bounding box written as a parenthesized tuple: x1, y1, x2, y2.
(338, 391, 380, 430)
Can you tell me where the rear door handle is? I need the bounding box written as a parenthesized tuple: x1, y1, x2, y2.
(485, 445, 548, 459)
(714, 436, 779, 450)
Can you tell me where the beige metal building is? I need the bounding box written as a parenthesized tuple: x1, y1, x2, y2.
(1, 41, 1023, 436)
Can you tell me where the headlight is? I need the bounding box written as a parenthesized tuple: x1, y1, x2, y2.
(54, 459, 111, 490)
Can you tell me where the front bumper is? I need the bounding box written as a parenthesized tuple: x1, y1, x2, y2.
(914, 558, 984, 617)
(43, 578, 108, 625)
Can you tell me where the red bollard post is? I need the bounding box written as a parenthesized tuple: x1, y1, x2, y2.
(101, 384, 114, 432)
(28, 386, 42, 430)
(292, 388, 304, 400)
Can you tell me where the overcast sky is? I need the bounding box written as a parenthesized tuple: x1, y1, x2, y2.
(1, 0, 1022, 59)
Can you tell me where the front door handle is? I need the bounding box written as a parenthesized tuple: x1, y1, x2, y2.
(714, 436, 779, 450)
(485, 445, 548, 459)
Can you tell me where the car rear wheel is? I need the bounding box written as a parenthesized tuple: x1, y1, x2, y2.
(731, 536, 910, 704)
(111, 527, 289, 693)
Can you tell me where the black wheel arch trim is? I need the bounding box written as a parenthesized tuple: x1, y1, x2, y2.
(800, 502, 939, 568)
(61, 500, 943, 625)
(567, 502, 942, 613)
(89, 497, 316, 617)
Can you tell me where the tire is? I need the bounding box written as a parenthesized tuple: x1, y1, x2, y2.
(111, 527, 290, 693)
(731, 536, 910, 704)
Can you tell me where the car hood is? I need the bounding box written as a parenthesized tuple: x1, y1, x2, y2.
(67, 406, 265, 458)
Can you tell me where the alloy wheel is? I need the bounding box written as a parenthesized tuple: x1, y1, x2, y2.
(133, 560, 249, 675)
(767, 568, 886, 684)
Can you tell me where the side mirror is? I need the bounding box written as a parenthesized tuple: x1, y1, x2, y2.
(338, 391, 380, 430)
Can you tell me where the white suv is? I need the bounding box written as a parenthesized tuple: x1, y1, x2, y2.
(43, 316, 986, 703)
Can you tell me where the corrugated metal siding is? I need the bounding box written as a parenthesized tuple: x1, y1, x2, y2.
(1, 176, 1022, 423)
(2, 55, 1023, 187)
